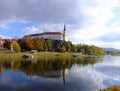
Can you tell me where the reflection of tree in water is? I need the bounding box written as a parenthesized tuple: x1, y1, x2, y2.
(0, 57, 103, 85)
(0, 57, 103, 76)
(24, 58, 72, 77)
(72, 57, 103, 66)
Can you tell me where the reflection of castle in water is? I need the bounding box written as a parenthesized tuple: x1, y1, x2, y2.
(38, 68, 68, 78)
(35, 68, 68, 85)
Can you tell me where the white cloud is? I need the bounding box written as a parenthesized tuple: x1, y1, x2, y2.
(68, 0, 120, 48)
(98, 41, 120, 49)
(0, 0, 120, 48)
(0, 21, 10, 29)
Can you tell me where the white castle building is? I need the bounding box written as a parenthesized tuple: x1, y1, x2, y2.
(24, 25, 68, 41)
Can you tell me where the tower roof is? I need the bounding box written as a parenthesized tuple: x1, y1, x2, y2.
(64, 24, 66, 31)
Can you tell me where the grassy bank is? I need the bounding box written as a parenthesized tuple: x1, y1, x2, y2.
(34, 52, 73, 58)
(0, 52, 25, 61)
(0, 52, 102, 61)
(0, 52, 76, 59)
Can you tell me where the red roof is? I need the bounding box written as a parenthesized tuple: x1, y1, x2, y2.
(0, 37, 3, 41)
(27, 32, 63, 37)
(11, 40, 18, 44)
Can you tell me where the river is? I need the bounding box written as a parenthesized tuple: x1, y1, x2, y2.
(0, 55, 119, 91)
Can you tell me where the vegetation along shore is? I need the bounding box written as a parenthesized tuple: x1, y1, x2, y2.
(3, 37, 105, 55)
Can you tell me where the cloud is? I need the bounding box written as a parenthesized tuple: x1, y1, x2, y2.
(0, 0, 82, 24)
(94, 41, 120, 49)
(0, 0, 117, 24)
(96, 32, 120, 42)
(0, 0, 120, 48)
(69, 0, 120, 48)
(0, 21, 10, 29)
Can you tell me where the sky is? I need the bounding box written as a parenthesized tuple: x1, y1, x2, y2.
(0, 0, 120, 49)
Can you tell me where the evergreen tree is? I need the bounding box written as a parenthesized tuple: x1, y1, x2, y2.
(4, 39, 11, 50)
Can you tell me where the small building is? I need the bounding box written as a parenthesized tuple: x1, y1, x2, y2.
(10, 40, 18, 51)
(0, 37, 4, 50)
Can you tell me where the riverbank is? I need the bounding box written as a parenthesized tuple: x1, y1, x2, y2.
(0, 52, 79, 58)
(0, 51, 103, 61)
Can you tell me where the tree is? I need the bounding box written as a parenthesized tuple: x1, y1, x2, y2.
(73, 45, 78, 53)
(4, 39, 11, 50)
(46, 39, 52, 51)
(39, 37, 45, 51)
(65, 42, 71, 52)
(87, 48, 93, 55)
(23, 36, 33, 51)
(80, 49, 85, 54)
(13, 43, 21, 52)
(60, 46, 66, 52)
(44, 43, 48, 51)
(57, 44, 61, 52)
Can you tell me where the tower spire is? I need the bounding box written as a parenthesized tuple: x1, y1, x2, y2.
(63, 24, 66, 41)
(64, 24, 66, 31)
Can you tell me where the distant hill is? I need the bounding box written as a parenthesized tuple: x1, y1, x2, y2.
(104, 48, 120, 52)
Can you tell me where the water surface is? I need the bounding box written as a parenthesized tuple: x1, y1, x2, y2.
(0, 56, 119, 91)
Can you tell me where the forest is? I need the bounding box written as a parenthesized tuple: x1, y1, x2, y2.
(3, 36, 105, 55)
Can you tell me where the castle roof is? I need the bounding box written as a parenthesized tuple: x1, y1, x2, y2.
(26, 32, 63, 37)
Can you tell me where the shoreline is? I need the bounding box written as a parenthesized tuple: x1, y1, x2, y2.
(0, 52, 104, 60)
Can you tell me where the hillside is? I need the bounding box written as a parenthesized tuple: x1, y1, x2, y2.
(104, 48, 120, 52)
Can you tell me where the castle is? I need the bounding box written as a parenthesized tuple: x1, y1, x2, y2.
(24, 25, 68, 41)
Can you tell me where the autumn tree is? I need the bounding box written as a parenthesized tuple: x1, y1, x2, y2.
(24, 36, 33, 51)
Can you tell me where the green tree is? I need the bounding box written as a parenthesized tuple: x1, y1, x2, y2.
(39, 37, 45, 51)
(65, 42, 71, 52)
(57, 44, 61, 52)
(60, 46, 66, 52)
(91, 45, 97, 55)
(44, 43, 48, 51)
(97, 47, 104, 55)
(73, 45, 78, 53)
(80, 49, 85, 54)
(87, 48, 93, 55)
(77, 44, 82, 52)
(46, 39, 52, 51)
(4, 39, 11, 50)
(13, 43, 21, 52)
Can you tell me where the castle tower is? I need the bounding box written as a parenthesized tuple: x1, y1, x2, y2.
(63, 25, 67, 41)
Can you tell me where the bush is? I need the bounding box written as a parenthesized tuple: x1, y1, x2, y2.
(101, 85, 120, 91)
